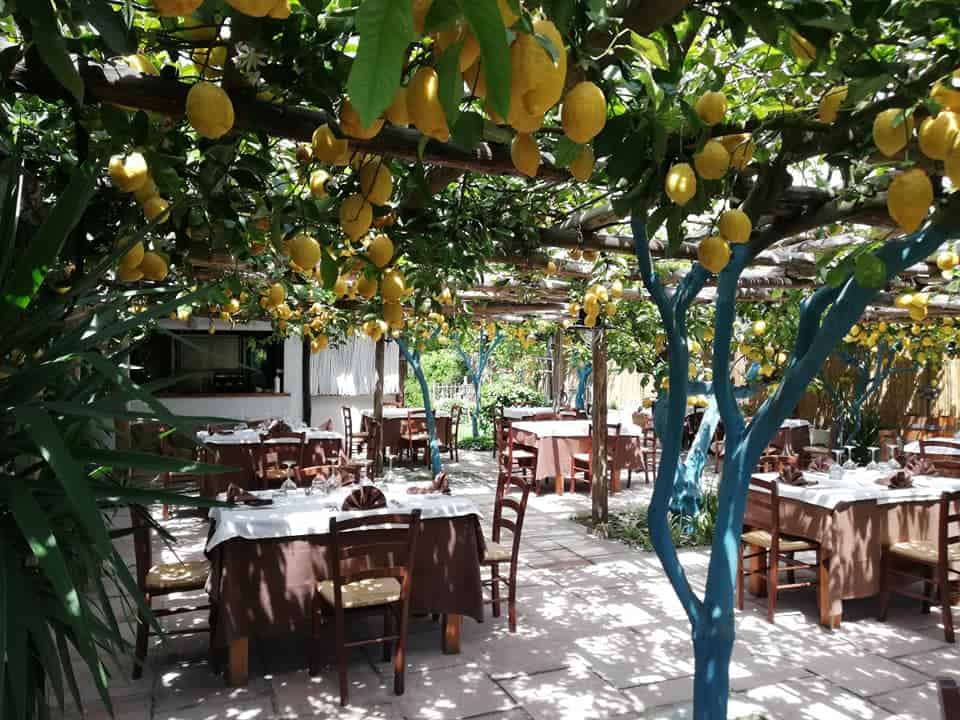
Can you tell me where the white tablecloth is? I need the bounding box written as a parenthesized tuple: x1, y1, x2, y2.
(780, 418, 811, 429)
(503, 406, 556, 420)
(362, 407, 450, 420)
(754, 469, 960, 511)
(511, 419, 644, 439)
(206, 486, 482, 551)
(197, 428, 343, 445)
(903, 437, 960, 455)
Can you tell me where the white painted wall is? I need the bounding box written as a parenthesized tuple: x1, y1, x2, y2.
(311, 394, 375, 435)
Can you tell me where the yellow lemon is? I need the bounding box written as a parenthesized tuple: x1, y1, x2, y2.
(569, 145, 594, 182)
(385, 86, 410, 126)
(605, 301, 618, 317)
(718, 133, 755, 170)
(339, 98, 384, 140)
(358, 162, 393, 205)
(122, 54, 159, 76)
(693, 139, 730, 180)
(152, 0, 202, 17)
(510, 133, 540, 178)
(267, 0, 290, 18)
(408, 67, 450, 142)
(561, 81, 606, 144)
(117, 264, 144, 282)
(133, 176, 159, 204)
(873, 108, 914, 157)
(697, 235, 731, 274)
(909, 305, 927, 322)
(818, 85, 847, 124)
(311, 124, 349, 164)
(191, 46, 226, 78)
(894, 293, 913, 309)
(108, 152, 149, 192)
(545, 260, 558, 276)
(695, 91, 727, 126)
(718, 209, 752, 244)
(611, 279, 624, 298)
(665, 163, 696, 206)
(366, 233, 394, 268)
(186, 82, 234, 139)
(436, 25, 481, 72)
(139, 251, 169, 281)
(918, 111, 960, 160)
(142, 196, 170, 223)
(311, 335, 329, 353)
(789, 31, 816, 62)
(887, 168, 933, 234)
(309, 169, 329, 198)
(752, 320, 767, 336)
(383, 301, 404, 329)
(225, 0, 276, 16)
(912, 293, 929, 308)
(119, 241, 145, 268)
(937, 249, 959, 271)
(931, 71, 960, 112)
(356, 274, 378, 299)
(339, 194, 373, 241)
(333, 275, 348, 297)
(288, 233, 321, 269)
(510, 20, 566, 117)
(381, 269, 406, 303)
(267, 283, 285, 307)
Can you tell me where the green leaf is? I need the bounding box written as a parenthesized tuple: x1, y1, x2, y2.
(630, 33, 668, 70)
(2, 164, 96, 311)
(320, 251, 339, 289)
(74, 448, 237, 474)
(552, 136, 582, 168)
(534, 32, 560, 63)
(451, 110, 484, 150)
(436, 38, 464, 128)
(854, 252, 887, 289)
(825, 259, 853, 288)
(423, 0, 460, 33)
(345, 0, 415, 128)
(76, 0, 136, 55)
(666, 206, 684, 256)
(845, 74, 892, 106)
(20, 0, 84, 103)
(462, 0, 511, 119)
(540, 0, 575, 33)
(732, 2, 779, 47)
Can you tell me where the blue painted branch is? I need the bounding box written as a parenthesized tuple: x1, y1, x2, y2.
(575, 364, 592, 410)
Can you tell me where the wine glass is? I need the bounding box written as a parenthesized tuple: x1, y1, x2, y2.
(830, 449, 845, 481)
(867, 446, 880, 470)
(887, 444, 901, 470)
(385, 448, 396, 484)
(843, 444, 857, 470)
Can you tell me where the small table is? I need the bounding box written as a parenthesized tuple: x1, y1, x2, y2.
(511, 419, 645, 495)
(206, 486, 485, 685)
(747, 468, 960, 627)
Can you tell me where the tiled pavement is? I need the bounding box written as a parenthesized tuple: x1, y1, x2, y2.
(58, 451, 958, 719)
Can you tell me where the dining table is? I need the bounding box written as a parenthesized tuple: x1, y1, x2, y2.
(746, 467, 960, 628)
(511, 418, 646, 495)
(502, 406, 557, 420)
(361, 407, 451, 455)
(196, 427, 344, 497)
(205, 483, 486, 685)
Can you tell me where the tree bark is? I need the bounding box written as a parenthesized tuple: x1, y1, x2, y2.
(551, 326, 565, 408)
(373, 338, 385, 477)
(591, 328, 608, 525)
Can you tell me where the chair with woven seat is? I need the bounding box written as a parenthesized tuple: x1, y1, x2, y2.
(341, 418, 381, 481)
(311, 509, 421, 706)
(879, 490, 960, 642)
(255, 430, 305, 488)
(342, 406, 369, 458)
(493, 411, 510, 459)
(296, 446, 361, 486)
(482, 475, 531, 632)
(641, 426, 660, 484)
(439, 405, 463, 462)
(921, 439, 960, 478)
(127, 505, 215, 679)
(400, 410, 430, 464)
(569, 423, 621, 494)
(736, 476, 827, 623)
(499, 426, 538, 488)
(157, 425, 203, 521)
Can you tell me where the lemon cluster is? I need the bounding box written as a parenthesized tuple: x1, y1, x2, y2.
(108, 151, 172, 228)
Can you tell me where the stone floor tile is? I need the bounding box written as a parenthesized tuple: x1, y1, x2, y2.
(621, 677, 695, 714)
(153, 659, 273, 715)
(893, 645, 960, 681)
(806, 653, 928, 697)
(395, 663, 517, 720)
(869, 680, 941, 718)
(499, 665, 637, 720)
(738, 677, 894, 719)
(271, 667, 404, 718)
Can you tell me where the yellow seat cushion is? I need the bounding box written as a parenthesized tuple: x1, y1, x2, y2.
(145, 560, 209, 593)
(741, 529, 816, 553)
(482, 539, 513, 564)
(317, 577, 401, 609)
(889, 541, 960, 565)
(511, 449, 535, 460)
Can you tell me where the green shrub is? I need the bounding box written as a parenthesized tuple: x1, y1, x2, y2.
(478, 377, 546, 434)
(459, 435, 495, 451)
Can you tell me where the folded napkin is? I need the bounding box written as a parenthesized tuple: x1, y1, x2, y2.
(265, 419, 292, 433)
(225, 483, 273, 506)
(778, 464, 806, 486)
(807, 455, 833, 473)
(883, 469, 914, 489)
(407, 472, 451, 495)
(318, 418, 334, 431)
(342, 486, 386, 511)
(906, 456, 936, 475)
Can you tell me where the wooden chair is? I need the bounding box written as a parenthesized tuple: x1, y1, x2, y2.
(879, 490, 960, 642)
(568, 423, 621, 494)
(296, 447, 360, 486)
(736, 476, 827, 623)
(755, 451, 797, 473)
(342, 418, 381, 481)
(939, 676, 960, 719)
(157, 426, 203, 521)
(255, 430, 305, 488)
(641, 426, 660, 484)
(921, 439, 960, 477)
(127, 506, 215, 679)
(493, 413, 510, 459)
(400, 410, 429, 464)
(341, 406, 369, 458)
(482, 475, 532, 632)
(499, 426, 537, 484)
(311, 510, 422, 706)
(440, 405, 463, 462)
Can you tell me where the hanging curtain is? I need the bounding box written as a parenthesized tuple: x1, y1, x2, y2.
(310, 336, 399, 396)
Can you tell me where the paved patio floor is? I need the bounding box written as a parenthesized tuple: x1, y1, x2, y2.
(60, 451, 957, 719)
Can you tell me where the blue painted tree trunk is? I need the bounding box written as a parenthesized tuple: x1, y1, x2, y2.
(455, 330, 503, 438)
(631, 204, 960, 719)
(395, 339, 442, 476)
(575, 364, 592, 410)
(671, 399, 719, 516)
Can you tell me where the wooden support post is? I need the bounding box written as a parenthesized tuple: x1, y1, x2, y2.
(227, 637, 249, 686)
(302, 336, 311, 426)
(591, 328, 609, 525)
(374, 338, 385, 477)
(552, 326, 565, 408)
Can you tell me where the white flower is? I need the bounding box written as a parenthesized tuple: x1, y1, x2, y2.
(233, 42, 265, 84)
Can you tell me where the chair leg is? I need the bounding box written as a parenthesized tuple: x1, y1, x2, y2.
(508, 576, 518, 633)
(335, 611, 349, 706)
(766, 550, 777, 623)
(736, 543, 745, 611)
(208, 604, 220, 675)
(786, 552, 796, 586)
(383, 606, 393, 662)
(626, 469, 632, 489)
(923, 564, 933, 615)
(940, 565, 955, 643)
(133, 601, 150, 680)
(491, 564, 501, 618)
(394, 606, 408, 695)
(878, 548, 892, 622)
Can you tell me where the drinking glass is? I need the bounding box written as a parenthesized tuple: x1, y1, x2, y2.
(843, 444, 857, 470)
(867, 446, 880, 470)
(887, 444, 901, 470)
(829, 449, 845, 481)
(385, 449, 396, 484)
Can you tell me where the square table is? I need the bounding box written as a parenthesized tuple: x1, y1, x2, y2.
(511, 419, 646, 495)
(206, 485, 485, 685)
(362, 407, 451, 455)
(746, 468, 960, 627)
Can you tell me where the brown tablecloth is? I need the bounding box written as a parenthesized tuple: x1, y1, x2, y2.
(374, 416, 451, 454)
(199, 438, 343, 497)
(512, 428, 644, 480)
(206, 515, 485, 646)
(756, 495, 952, 620)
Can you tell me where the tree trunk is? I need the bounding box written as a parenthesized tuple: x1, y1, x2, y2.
(591, 328, 608, 525)
(552, 326, 565, 408)
(692, 612, 735, 720)
(472, 380, 481, 438)
(373, 338, 385, 477)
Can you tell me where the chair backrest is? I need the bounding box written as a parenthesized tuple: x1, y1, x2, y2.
(450, 405, 463, 439)
(364, 418, 382, 460)
(492, 476, 532, 573)
(938, 490, 960, 571)
(501, 427, 538, 478)
(328, 510, 422, 610)
(129, 505, 154, 589)
(744, 476, 781, 541)
(259, 430, 305, 468)
(403, 410, 427, 434)
(921, 440, 960, 475)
